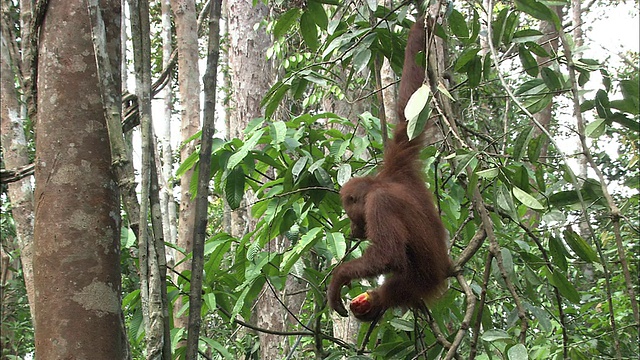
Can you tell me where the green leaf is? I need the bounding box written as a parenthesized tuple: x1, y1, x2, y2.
(481, 329, 512, 342)
(224, 166, 245, 210)
(525, 41, 550, 58)
(513, 186, 545, 210)
(466, 55, 482, 88)
(278, 208, 297, 235)
(390, 318, 415, 332)
(540, 67, 562, 91)
(407, 103, 431, 141)
(585, 119, 607, 138)
(550, 233, 573, 261)
(619, 78, 639, 114)
(175, 149, 199, 178)
(513, 165, 530, 192)
(292, 156, 308, 179)
(595, 89, 612, 119)
(563, 228, 598, 263)
(336, 163, 352, 186)
(245, 117, 265, 134)
(203, 293, 216, 313)
(263, 82, 290, 118)
(492, 8, 509, 47)
(482, 54, 493, 81)
(270, 121, 287, 145)
(314, 167, 332, 187)
(201, 337, 234, 359)
(353, 49, 371, 74)
(477, 167, 499, 179)
(449, 9, 469, 42)
(308, 158, 325, 173)
(282, 227, 322, 274)
(273, 9, 301, 39)
(121, 227, 136, 248)
(227, 129, 264, 170)
(404, 84, 431, 124)
(525, 303, 552, 333)
(507, 344, 528, 360)
(524, 93, 553, 114)
(306, 0, 328, 30)
(502, 11, 519, 45)
(518, 44, 539, 77)
(497, 184, 518, 219)
(512, 29, 544, 43)
(610, 113, 640, 132)
(326, 231, 346, 260)
(515, 0, 560, 29)
(470, 10, 481, 43)
(300, 12, 319, 51)
(513, 126, 535, 161)
(610, 99, 640, 115)
(546, 269, 580, 303)
(454, 46, 481, 72)
(329, 139, 351, 160)
(527, 134, 545, 163)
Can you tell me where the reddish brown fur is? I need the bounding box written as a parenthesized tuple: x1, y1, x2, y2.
(328, 17, 452, 321)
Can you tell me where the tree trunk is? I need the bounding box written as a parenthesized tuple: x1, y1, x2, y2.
(225, 2, 310, 358)
(33, 0, 127, 358)
(170, 0, 201, 341)
(0, 25, 36, 321)
(159, 0, 177, 267)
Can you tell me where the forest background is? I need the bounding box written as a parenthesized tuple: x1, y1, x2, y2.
(0, 0, 638, 359)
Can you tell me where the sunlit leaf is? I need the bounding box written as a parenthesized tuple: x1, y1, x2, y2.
(404, 84, 431, 123)
(513, 186, 545, 210)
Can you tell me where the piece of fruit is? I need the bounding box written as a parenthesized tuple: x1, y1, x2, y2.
(349, 292, 372, 316)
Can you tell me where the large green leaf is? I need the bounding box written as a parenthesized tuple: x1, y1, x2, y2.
(227, 129, 264, 170)
(563, 228, 598, 263)
(224, 166, 245, 210)
(449, 9, 469, 43)
(513, 126, 535, 161)
(273, 9, 301, 39)
(282, 227, 322, 274)
(300, 12, 319, 51)
(515, 0, 561, 30)
(545, 269, 580, 303)
(518, 44, 539, 77)
(513, 186, 545, 210)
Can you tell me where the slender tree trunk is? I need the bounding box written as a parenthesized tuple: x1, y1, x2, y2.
(160, 0, 178, 268)
(128, 0, 170, 357)
(0, 27, 36, 321)
(33, 0, 127, 358)
(170, 0, 201, 341)
(185, 2, 222, 357)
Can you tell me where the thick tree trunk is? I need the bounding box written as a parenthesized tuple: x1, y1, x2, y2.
(33, 0, 127, 358)
(225, 2, 309, 358)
